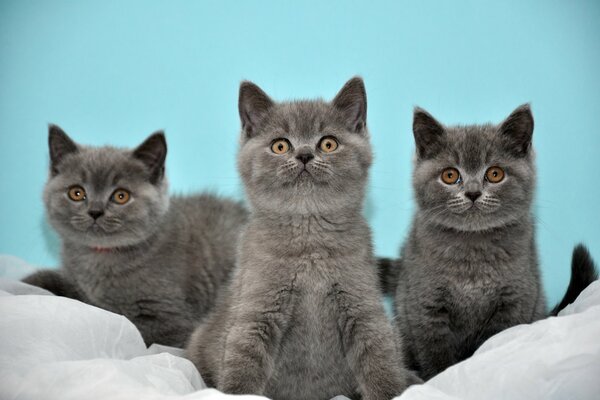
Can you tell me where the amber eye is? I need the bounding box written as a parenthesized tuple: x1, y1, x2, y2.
(486, 166, 505, 183)
(441, 168, 461, 185)
(319, 136, 339, 153)
(271, 139, 290, 154)
(67, 186, 86, 201)
(111, 189, 131, 205)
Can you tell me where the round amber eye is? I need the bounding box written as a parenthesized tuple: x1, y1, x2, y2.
(486, 166, 505, 183)
(68, 186, 86, 201)
(111, 189, 130, 205)
(271, 139, 290, 154)
(319, 136, 338, 153)
(441, 168, 460, 185)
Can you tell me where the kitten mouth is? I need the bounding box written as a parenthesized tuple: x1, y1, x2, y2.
(296, 168, 312, 178)
(467, 202, 481, 211)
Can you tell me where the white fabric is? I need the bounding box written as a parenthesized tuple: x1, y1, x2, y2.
(0, 254, 598, 400)
(0, 279, 264, 400)
(397, 281, 600, 400)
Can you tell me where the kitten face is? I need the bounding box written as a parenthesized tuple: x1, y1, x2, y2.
(412, 105, 536, 232)
(237, 78, 372, 214)
(44, 126, 169, 248)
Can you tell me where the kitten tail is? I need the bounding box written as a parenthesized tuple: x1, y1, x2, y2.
(377, 257, 402, 295)
(550, 244, 599, 316)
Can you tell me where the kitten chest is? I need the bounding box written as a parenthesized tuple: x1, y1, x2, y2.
(265, 261, 357, 400)
(66, 252, 159, 314)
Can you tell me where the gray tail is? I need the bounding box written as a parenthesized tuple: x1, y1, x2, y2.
(550, 244, 598, 316)
(377, 257, 401, 295)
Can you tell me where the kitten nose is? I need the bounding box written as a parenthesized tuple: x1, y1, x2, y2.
(296, 152, 314, 164)
(465, 191, 482, 202)
(88, 210, 104, 220)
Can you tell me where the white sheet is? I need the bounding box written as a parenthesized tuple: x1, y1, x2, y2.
(1, 258, 599, 400)
(0, 279, 264, 400)
(398, 281, 600, 400)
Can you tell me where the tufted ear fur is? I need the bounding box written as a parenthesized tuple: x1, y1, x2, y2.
(48, 125, 79, 176)
(133, 131, 167, 184)
(499, 104, 534, 157)
(238, 81, 274, 138)
(332, 76, 367, 133)
(412, 107, 446, 159)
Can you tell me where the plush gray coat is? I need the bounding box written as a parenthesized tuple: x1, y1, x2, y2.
(387, 106, 597, 380)
(24, 128, 248, 347)
(186, 78, 416, 400)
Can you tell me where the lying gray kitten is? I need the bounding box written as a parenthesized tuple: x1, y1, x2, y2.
(23, 127, 248, 347)
(186, 78, 416, 399)
(379, 105, 598, 380)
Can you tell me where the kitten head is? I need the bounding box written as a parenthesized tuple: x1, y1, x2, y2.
(237, 77, 372, 214)
(44, 126, 170, 248)
(412, 105, 535, 232)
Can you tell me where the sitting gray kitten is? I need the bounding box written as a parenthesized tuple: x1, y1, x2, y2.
(23, 127, 248, 347)
(383, 105, 598, 380)
(186, 78, 416, 399)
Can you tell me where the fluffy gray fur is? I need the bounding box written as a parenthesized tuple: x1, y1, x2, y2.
(23, 127, 248, 347)
(186, 78, 416, 399)
(393, 105, 547, 380)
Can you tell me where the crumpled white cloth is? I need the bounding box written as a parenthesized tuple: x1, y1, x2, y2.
(0, 278, 264, 400)
(1, 256, 599, 400)
(397, 280, 600, 400)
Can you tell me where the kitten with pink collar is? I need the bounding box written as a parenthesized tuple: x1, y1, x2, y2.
(24, 127, 248, 347)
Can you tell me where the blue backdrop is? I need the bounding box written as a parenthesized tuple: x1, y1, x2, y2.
(1, 0, 598, 304)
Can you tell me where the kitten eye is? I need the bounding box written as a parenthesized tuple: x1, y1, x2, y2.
(67, 186, 86, 201)
(318, 136, 338, 153)
(111, 189, 131, 205)
(486, 166, 505, 183)
(441, 168, 461, 185)
(271, 139, 290, 154)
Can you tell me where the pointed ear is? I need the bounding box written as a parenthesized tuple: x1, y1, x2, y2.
(499, 104, 534, 157)
(48, 124, 78, 175)
(238, 81, 274, 138)
(133, 131, 167, 184)
(413, 107, 445, 159)
(332, 76, 367, 133)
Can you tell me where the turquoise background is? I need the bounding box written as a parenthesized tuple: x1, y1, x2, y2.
(0, 0, 598, 305)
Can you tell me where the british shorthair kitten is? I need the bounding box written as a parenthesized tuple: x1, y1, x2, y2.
(383, 105, 597, 379)
(24, 128, 248, 347)
(186, 78, 417, 399)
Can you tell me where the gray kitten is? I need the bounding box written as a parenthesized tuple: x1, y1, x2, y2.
(382, 106, 598, 380)
(186, 78, 416, 399)
(23, 127, 248, 347)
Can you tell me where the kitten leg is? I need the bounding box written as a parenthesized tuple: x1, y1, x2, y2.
(331, 283, 413, 400)
(470, 291, 536, 356)
(407, 299, 457, 380)
(123, 294, 196, 347)
(219, 283, 294, 395)
(22, 269, 87, 301)
(131, 312, 194, 347)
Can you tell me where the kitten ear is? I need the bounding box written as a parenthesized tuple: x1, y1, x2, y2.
(413, 107, 445, 159)
(499, 104, 534, 157)
(332, 76, 367, 133)
(133, 131, 167, 184)
(238, 81, 274, 138)
(48, 124, 78, 175)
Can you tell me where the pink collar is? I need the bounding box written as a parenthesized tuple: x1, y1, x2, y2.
(91, 246, 115, 254)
